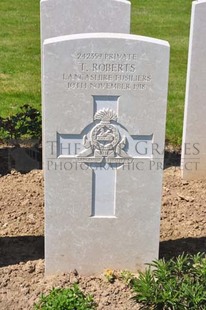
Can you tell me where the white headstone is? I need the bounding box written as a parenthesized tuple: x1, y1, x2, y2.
(181, 0, 206, 179)
(40, 0, 131, 44)
(43, 33, 170, 275)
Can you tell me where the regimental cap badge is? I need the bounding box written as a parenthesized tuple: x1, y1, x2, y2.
(77, 107, 132, 164)
(94, 108, 117, 123)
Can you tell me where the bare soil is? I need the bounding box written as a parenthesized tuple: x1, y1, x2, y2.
(1, 148, 206, 310)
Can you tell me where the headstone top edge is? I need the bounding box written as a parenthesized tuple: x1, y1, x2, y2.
(194, 0, 206, 5)
(43, 33, 170, 48)
(40, 0, 130, 4)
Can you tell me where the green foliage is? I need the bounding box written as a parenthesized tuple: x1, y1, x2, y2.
(34, 284, 96, 310)
(0, 104, 41, 140)
(132, 253, 206, 309)
(120, 270, 135, 286)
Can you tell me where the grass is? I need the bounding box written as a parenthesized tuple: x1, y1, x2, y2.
(131, 0, 192, 145)
(0, 0, 41, 117)
(0, 0, 192, 145)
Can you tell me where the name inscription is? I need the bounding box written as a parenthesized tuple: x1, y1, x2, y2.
(63, 52, 152, 91)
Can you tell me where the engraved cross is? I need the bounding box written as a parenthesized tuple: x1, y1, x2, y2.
(57, 96, 153, 217)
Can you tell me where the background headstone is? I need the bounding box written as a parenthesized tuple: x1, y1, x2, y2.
(181, 0, 206, 179)
(43, 33, 170, 275)
(40, 0, 131, 44)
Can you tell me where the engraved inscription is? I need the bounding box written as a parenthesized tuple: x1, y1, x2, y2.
(75, 52, 139, 61)
(63, 51, 152, 91)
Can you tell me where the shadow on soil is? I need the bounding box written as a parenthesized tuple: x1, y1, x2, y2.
(159, 237, 206, 259)
(1, 235, 206, 267)
(0, 236, 44, 267)
(0, 145, 42, 176)
(164, 149, 181, 168)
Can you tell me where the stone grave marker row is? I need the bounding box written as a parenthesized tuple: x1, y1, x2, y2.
(181, 0, 206, 180)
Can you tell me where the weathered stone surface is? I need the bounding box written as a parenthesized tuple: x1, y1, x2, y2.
(182, 0, 206, 179)
(43, 33, 169, 275)
(40, 0, 131, 44)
